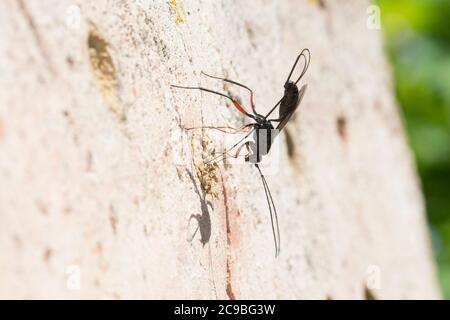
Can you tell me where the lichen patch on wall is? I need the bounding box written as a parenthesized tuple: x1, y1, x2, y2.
(87, 23, 124, 121)
(189, 130, 220, 198)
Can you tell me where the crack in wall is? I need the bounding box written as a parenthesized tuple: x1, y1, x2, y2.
(16, 0, 56, 75)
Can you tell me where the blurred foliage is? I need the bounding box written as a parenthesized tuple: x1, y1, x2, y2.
(377, 0, 450, 298)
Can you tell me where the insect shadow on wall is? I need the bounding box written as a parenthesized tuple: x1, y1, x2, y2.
(185, 168, 212, 246)
(173, 49, 311, 257)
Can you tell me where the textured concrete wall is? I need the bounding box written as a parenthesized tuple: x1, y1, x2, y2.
(0, 0, 440, 299)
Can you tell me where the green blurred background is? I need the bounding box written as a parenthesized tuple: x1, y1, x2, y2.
(377, 0, 450, 298)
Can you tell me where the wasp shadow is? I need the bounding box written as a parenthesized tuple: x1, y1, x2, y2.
(185, 168, 212, 246)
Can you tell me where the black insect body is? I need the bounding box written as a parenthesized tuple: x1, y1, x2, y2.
(278, 82, 301, 124)
(245, 121, 275, 164)
(172, 49, 310, 257)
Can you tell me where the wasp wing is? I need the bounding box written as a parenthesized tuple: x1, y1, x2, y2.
(276, 84, 307, 132)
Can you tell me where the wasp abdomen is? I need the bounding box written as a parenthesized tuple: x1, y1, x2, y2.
(279, 81, 299, 119)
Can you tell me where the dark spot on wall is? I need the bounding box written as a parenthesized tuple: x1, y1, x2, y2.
(152, 36, 170, 59)
(245, 21, 255, 38)
(66, 56, 75, 67)
(62, 109, 79, 144)
(336, 116, 347, 141)
(245, 21, 257, 48)
(144, 15, 153, 25)
(309, 0, 327, 10)
(364, 285, 377, 300)
(143, 224, 149, 237)
(43, 247, 52, 262)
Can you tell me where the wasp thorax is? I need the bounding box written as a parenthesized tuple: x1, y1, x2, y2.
(280, 81, 300, 118)
(254, 114, 266, 124)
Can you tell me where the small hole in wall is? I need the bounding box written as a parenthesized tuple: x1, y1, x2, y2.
(336, 116, 347, 142)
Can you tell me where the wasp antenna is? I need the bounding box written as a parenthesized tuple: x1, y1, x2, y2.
(255, 164, 280, 257)
(172, 84, 253, 118)
(200, 71, 259, 115)
(286, 48, 311, 85)
(171, 84, 203, 90)
(294, 49, 311, 85)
